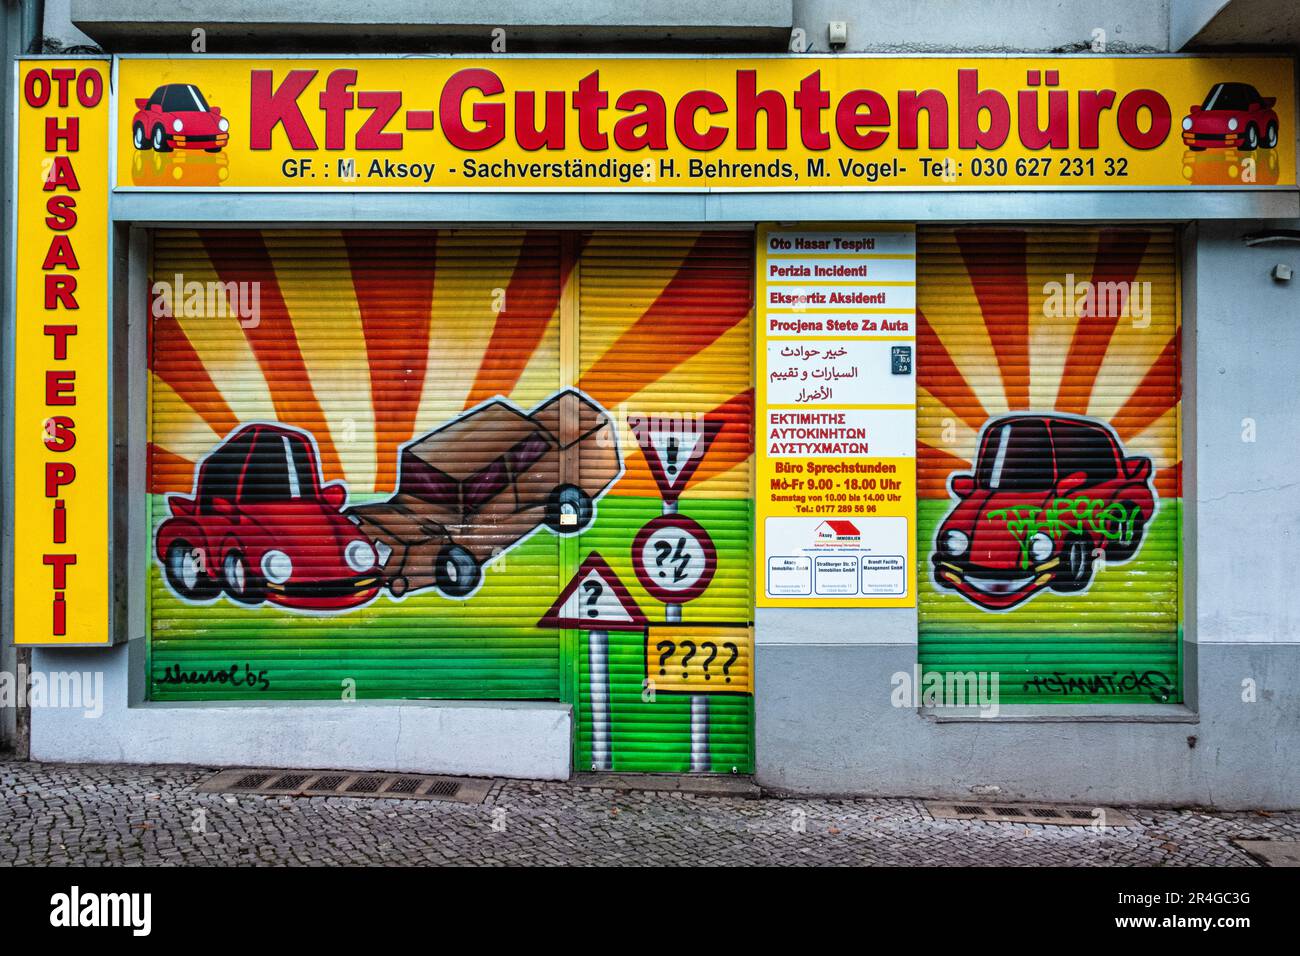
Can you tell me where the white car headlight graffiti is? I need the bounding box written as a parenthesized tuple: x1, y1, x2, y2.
(261, 550, 292, 584)
(345, 539, 377, 573)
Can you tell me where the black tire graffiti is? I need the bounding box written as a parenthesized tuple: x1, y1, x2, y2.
(164, 539, 218, 601)
(435, 544, 480, 598)
(1104, 500, 1146, 562)
(1050, 537, 1095, 593)
(222, 551, 266, 605)
(544, 484, 594, 534)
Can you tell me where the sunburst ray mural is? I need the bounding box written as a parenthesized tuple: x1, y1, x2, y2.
(916, 227, 1182, 705)
(148, 230, 754, 501)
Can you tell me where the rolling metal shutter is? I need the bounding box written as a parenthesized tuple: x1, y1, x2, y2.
(917, 228, 1182, 704)
(574, 231, 756, 772)
(148, 229, 566, 700)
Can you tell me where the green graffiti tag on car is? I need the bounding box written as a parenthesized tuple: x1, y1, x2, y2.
(986, 496, 1140, 569)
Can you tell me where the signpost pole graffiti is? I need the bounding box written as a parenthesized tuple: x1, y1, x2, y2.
(538, 553, 648, 772)
(587, 629, 611, 770)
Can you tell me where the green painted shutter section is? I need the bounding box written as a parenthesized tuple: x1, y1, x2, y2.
(573, 232, 756, 772)
(916, 228, 1182, 704)
(147, 229, 566, 701)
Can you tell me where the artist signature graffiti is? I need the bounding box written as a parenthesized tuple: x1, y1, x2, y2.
(987, 496, 1140, 569)
(1023, 669, 1173, 700)
(156, 662, 270, 691)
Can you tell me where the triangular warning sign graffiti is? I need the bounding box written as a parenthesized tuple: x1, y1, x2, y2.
(537, 552, 649, 631)
(628, 416, 722, 503)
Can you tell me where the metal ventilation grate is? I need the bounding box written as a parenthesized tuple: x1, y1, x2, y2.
(926, 801, 1137, 827)
(198, 768, 493, 804)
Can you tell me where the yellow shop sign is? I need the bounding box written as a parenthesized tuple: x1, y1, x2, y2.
(114, 56, 1296, 190)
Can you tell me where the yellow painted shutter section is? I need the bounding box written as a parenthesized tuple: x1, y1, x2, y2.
(917, 227, 1182, 704)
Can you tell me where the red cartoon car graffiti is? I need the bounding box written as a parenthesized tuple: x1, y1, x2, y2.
(132, 83, 230, 153)
(1182, 82, 1279, 152)
(155, 424, 381, 611)
(931, 414, 1156, 611)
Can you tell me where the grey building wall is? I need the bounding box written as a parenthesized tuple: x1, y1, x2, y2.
(2, 0, 47, 755)
(66, 0, 1172, 52)
(793, 0, 1169, 53)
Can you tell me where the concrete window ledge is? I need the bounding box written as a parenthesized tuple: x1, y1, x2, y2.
(920, 704, 1199, 723)
(32, 688, 573, 780)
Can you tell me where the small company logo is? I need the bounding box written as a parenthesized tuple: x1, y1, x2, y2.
(814, 519, 861, 546)
(49, 886, 151, 936)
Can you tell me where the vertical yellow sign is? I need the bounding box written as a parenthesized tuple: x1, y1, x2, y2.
(12, 61, 111, 644)
(755, 224, 918, 608)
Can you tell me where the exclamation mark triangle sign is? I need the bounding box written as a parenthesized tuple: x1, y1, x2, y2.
(537, 553, 649, 631)
(629, 416, 722, 503)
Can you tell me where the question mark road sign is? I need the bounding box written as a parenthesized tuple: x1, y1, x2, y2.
(645, 624, 753, 695)
(631, 514, 717, 604)
(537, 552, 648, 631)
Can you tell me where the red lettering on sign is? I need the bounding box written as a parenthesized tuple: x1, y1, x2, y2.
(45, 370, 76, 405)
(44, 462, 76, 497)
(43, 554, 76, 589)
(44, 324, 77, 359)
(736, 71, 787, 151)
(43, 155, 81, 191)
(41, 236, 79, 271)
(439, 69, 505, 151)
(250, 69, 318, 149)
(45, 195, 77, 230)
(44, 274, 78, 309)
(45, 116, 79, 151)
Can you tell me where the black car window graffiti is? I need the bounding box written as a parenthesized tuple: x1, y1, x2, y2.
(976, 419, 1055, 492)
(199, 433, 254, 511)
(463, 459, 509, 516)
(397, 453, 460, 510)
(1051, 421, 1118, 486)
(241, 432, 316, 504)
(507, 432, 550, 474)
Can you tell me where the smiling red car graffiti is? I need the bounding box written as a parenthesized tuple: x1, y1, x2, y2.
(155, 423, 381, 611)
(931, 414, 1157, 611)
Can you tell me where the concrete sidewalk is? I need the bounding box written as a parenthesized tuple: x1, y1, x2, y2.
(2, 760, 1297, 866)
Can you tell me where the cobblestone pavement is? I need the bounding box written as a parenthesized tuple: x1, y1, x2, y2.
(2, 760, 1297, 866)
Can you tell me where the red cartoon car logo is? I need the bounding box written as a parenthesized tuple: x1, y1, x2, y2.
(1182, 82, 1279, 152)
(132, 83, 229, 153)
(931, 414, 1156, 611)
(155, 424, 380, 611)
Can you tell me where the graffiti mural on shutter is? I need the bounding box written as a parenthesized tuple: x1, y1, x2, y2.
(574, 232, 755, 773)
(148, 229, 570, 700)
(147, 229, 755, 771)
(916, 228, 1182, 704)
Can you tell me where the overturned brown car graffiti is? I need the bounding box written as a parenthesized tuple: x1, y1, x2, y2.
(347, 389, 621, 599)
